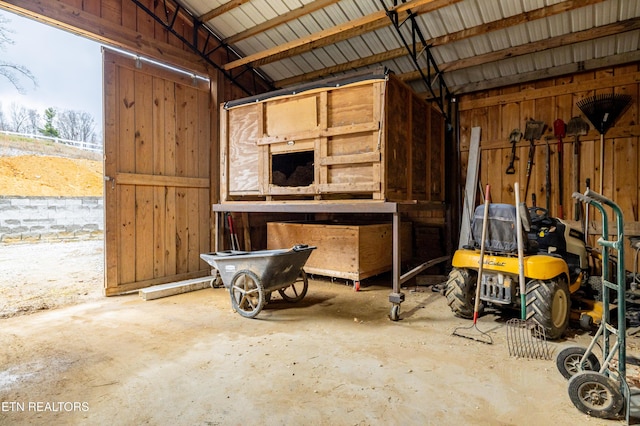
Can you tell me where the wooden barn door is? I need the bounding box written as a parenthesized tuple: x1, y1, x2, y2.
(103, 49, 212, 296)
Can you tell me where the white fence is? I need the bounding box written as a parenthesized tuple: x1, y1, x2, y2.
(0, 130, 102, 153)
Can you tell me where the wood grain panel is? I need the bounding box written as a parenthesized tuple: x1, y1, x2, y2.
(430, 105, 445, 201)
(326, 133, 376, 156)
(163, 79, 178, 278)
(386, 80, 409, 198)
(152, 78, 168, 278)
(327, 85, 373, 127)
(100, 0, 121, 24)
(116, 64, 136, 287)
(103, 49, 211, 295)
(327, 164, 374, 185)
(228, 105, 260, 193)
(613, 65, 639, 226)
(198, 89, 212, 266)
(103, 51, 118, 292)
(411, 98, 427, 199)
(267, 222, 411, 281)
(534, 80, 555, 212)
(134, 70, 155, 282)
(266, 96, 317, 136)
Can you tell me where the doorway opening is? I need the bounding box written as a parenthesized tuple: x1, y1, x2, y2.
(0, 11, 105, 318)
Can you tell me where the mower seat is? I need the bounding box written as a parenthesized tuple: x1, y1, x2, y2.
(471, 203, 529, 254)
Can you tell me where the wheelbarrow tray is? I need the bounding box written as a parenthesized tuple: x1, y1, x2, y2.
(200, 245, 315, 293)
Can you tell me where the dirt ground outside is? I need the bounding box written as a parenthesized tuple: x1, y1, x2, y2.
(1, 239, 639, 425)
(0, 240, 104, 318)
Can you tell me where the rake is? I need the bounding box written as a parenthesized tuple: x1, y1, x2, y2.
(452, 184, 493, 345)
(576, 94, 633, 195)
(506, 182, 551, 360)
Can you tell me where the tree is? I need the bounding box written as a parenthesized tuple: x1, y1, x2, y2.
(0, 102, 6, 131)
(40, 107, 59, 137)
(9, 102, 28, 132)
(58, 109, 96, 142)
(27, 108, 39, 134)
(0, 14, 37, 94)
(77, 111, 96, 143)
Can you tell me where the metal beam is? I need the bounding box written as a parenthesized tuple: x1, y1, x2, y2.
(131, 0, 274, 96)
(379, 0, 452, 127)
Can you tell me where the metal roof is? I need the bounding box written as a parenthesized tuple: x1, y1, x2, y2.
(173, 0, 640, 97)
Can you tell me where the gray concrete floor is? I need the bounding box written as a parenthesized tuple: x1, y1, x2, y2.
(2, 256, 636, 425)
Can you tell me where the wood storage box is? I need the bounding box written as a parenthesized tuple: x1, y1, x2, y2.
(267, 221, 412, 281)
(220, 69, 445, 202)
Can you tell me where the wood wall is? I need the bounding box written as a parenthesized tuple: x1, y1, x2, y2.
(458, 63, 640, 271)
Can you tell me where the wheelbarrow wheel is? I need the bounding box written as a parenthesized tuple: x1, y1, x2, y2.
(556, 346, 601, 380)
(278, 270, 308, 303)
(567, 371, 624, 419)
(211, 269, 223, 288)
(229, 270, 265, 319)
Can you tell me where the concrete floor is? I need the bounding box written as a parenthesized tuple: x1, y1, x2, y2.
(1, 274, 636, 425)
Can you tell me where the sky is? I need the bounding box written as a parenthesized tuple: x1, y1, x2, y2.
(0, 11, 103, 132)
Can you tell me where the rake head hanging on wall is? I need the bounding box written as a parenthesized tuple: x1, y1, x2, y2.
(576, 94, 633, 135)
(576, 93, 633, 194)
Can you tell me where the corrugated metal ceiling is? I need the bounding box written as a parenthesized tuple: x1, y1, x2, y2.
(175, 0, 640, 97)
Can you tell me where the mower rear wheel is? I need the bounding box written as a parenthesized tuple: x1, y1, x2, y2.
(445, 268, 479, 319)
(526, 278, 570, 340)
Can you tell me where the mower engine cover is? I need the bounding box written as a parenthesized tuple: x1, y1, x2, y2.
(471, 203, 526, 253)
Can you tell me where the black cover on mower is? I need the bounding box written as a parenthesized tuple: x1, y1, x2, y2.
(471, 203, 526, 253)
(529, 220, 567, 254)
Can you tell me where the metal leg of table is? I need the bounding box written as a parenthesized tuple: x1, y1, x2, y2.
(388, 211, 404, 321)
(214, 211, 221, 252)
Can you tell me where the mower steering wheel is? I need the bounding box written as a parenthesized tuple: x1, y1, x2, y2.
(528, 207, 550, 225)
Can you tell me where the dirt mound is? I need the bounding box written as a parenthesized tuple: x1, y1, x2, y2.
(0, 155, 103, 196)
(0, 136, 103, 197)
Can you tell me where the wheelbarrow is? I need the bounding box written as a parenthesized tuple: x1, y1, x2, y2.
(200, 245, 316, 318)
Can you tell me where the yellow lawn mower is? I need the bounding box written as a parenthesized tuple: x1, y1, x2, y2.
(446, 203, 601, 340)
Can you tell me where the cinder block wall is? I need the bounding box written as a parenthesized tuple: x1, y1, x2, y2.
(0, 196, 103, 243)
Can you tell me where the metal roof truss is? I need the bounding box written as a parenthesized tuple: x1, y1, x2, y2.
(130, 0, 274, 96)
(379, 0, 453, 126)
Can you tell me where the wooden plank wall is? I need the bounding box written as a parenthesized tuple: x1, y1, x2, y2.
(458, 63, 640, 271)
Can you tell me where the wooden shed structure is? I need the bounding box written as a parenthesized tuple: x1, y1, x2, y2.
(220, 69, 444, 203)
(2, 0, 640, 303)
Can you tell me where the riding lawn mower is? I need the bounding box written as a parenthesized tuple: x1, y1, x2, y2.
(445, 203, 603, 340)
